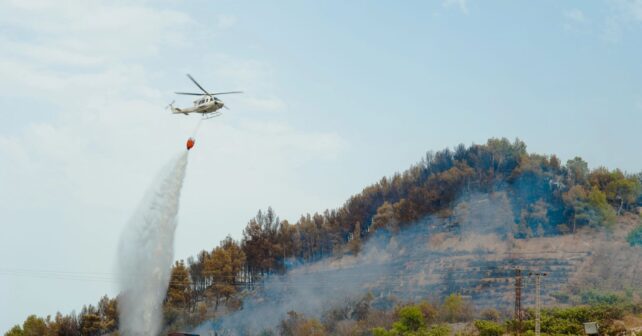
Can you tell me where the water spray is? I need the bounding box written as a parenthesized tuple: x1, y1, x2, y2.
(117, 152, 189, 336)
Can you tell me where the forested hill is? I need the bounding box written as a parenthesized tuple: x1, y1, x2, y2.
(229, 137, 642, 280)
(6, 138, 642, 335)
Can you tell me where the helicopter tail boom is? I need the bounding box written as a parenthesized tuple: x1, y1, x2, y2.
(167, 101, 189, 115)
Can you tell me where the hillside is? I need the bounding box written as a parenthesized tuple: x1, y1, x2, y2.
(194, 193, 642, 335)
(6, 138, 642, 336)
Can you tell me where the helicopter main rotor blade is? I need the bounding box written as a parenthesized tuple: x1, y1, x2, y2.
(175, 92, 205, 96)
(210, 91, 243, 95)
(186, 74, 211, 96)
(175, 91, 243, 96)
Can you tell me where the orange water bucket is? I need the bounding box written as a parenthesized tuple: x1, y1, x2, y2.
(186, 138, 195, 150)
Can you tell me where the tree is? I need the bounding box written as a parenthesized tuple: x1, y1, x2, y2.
(426, 325, 451, 336)
(588, 167, 616, 191)
(563, 185, 617, 230)
(79, 306, 100, 336)
(220, 236, 246, 279)
(204, 236, 246, 307)
(166, 260, 191, 310)
(242, 208, 281, 281)
(371, 202, 400, 233)
(480, 308, 501, 322)
(97, 295, 118, 332)
(563, 185, 588, 232)
(586, 167, 642, 214)
(636, 172, 642, 205)
(566, 157, 589, 185)
(418, 301, 438, 324)
(372, 305, 451, 336)
(519, 198, 549, 237)
(294, 319, 326, 336)
(4, 325, 23, 336)
(372, 305, 425, 336)
(279, 311, 326, 336)
(54, 312, 80, 336)
(588, 187, 616, 228)
(205, 248, 233, 306)
(605, 177, 641, 215)
(440, 294, 472, 323)
(242, 213, 265, 281)
(22, 315, 47, 336)
(474, 320, 505, 336)
(187, 250, 209, 302)
(394, 305, 425, 333)
(277, 220, 299, 264)
(348, 222, 361, 254)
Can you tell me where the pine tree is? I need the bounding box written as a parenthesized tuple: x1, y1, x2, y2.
(166, 260, 192, 310)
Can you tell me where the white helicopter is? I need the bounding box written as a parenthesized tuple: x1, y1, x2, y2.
(168, 74, 242, 119)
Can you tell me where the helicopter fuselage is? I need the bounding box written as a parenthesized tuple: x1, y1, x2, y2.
(170, 95, 224, 115)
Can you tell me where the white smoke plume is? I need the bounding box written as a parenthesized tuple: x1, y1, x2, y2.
(117, 152, 189, 336)
(195, 192, 636, 335)
(194, 235, 394, 335)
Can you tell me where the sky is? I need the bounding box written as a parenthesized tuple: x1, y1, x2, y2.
(1, 0, 642, 331)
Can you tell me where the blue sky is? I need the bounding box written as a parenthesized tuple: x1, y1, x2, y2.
(1, 0, 642, 331)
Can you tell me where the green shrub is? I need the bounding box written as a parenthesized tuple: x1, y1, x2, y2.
(371, 327, 390, 336)
(372, 305, 451, 336)
(474, 320, 504, 336)
(516, 305, 626, 335)
(426, 324, 451, 336)
(580, 289, 627, 305)
(627, 224, 642, 246)
(440, 293, 472, 322)
(394, 305, 426, 332)
(480, 308, 501, 322)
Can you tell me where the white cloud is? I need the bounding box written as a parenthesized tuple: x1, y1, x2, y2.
(217, 14, 238, 29)
(618, 0, 642, 20)
(600, 0, 642, 42)
(0, 1, 192, 63)
(242, 96, 287, 111)
(443, 0, 469, 14)
(565, 8, 588, 23)
(563, 8, 591, 33)
(602, 16, 623, 42)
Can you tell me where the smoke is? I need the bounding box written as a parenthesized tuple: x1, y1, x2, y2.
(194, 234, 394, 335)
(117, 152, 188, 336)
(196, 191, 638, 335)
(194, 193, 516, 335)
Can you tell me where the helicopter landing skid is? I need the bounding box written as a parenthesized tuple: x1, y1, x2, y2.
(202, 112, 222, 120)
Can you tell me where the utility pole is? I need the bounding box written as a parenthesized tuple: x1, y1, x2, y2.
(515, 268, 522, 335)
(529, 272, 547, 336)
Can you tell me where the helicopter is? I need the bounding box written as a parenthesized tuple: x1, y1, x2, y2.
(168, 74, 242, 119)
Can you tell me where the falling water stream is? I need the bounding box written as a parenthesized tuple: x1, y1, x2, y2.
(117, 152, 188, 336)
